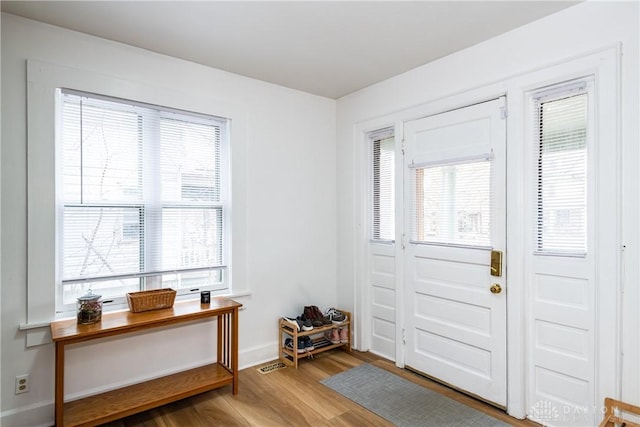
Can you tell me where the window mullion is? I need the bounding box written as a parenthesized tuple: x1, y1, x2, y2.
(143, 110, 162, 290)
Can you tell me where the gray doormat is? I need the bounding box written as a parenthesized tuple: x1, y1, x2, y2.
(320, 363, 510, 427)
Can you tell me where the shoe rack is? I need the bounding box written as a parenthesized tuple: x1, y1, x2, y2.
(279, 310, 351, 369)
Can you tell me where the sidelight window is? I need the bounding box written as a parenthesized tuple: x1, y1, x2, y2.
(533, 83, 589, 255)
(370, 128, 395, 242)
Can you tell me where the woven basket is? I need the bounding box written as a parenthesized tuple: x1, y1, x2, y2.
(127, 289, 176, 313)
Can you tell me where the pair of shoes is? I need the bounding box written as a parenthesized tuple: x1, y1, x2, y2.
(283, 316, 300, 331)
(284, 338, 305, 354)
(323, 327, 348, 344)
(325, 307, 346, 324)
(284, 337, 315, 353)
(303, 305, 331, 327)
(283, 316, 313, 331)
(324, 328, 340, 344)
(296, 316, 313, 331)
(301, 307, 319, 327)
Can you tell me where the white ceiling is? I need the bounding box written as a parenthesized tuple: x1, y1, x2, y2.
(1, 1, 579, 99)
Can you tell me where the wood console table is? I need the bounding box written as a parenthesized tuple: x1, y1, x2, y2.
(50, 297, 241, 427)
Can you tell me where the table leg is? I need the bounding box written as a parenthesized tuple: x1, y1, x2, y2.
(232, 307, 239, 394)
(55, 342, 64, 426)
(217, 313, 223, 366)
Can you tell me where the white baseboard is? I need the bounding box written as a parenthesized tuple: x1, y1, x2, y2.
(0, 400, 53, 427)
(239, 340, 279, 369)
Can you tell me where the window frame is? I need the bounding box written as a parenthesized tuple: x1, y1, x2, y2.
(530, 79, 593, 257)
(26, 60, 247, 328)
(55, 89, 231, 314)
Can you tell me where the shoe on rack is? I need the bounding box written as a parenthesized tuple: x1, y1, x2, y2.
(303, 306, 323, 327)
(339, 327, 348, 343)
(297, 316, 313, 331)
(324, 328, 340, 344)
(282, 316, 301, 331)
(285, 338, 306, 354)
(325, 307, 346, 324)
(297, 337, 308, 353)
(303, 306, 314, 320)
(309, 317, 323, 327)
(302, 336, 315, 351)
(312, 306, 332, 325)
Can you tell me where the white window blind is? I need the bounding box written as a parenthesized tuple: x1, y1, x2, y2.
(410, 158, 491, 247)
(370, 129, 395, 242)
(534, 86, 588, 255)
(58, 90, 228, 310)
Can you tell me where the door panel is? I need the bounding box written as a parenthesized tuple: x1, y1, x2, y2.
(404, 98, 507, 406)
(529, 257, 595, 423)
(370, 247, 397, 358)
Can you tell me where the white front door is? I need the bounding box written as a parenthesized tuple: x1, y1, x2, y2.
(403, 98, 507, 406)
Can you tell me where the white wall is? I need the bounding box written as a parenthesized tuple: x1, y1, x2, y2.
(1, 13, 336, 426)
(336, 0, 638, 416)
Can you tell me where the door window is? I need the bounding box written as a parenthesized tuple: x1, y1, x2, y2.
(411, 159, 491, 247)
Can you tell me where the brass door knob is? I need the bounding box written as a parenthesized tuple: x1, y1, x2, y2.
(490, 284, 502, 294)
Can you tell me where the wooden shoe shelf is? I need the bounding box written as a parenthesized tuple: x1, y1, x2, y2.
(279, 310, 351, 369)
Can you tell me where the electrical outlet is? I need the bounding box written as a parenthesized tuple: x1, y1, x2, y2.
(15, 374, 29, 394)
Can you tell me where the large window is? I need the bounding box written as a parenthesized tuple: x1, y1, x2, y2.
(370, 129, 395, 242)
(57, 90, 229, 312)
(534, 83, 589, 255)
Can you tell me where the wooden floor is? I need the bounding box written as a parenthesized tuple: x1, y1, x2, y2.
(102, 350, 540, 426)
